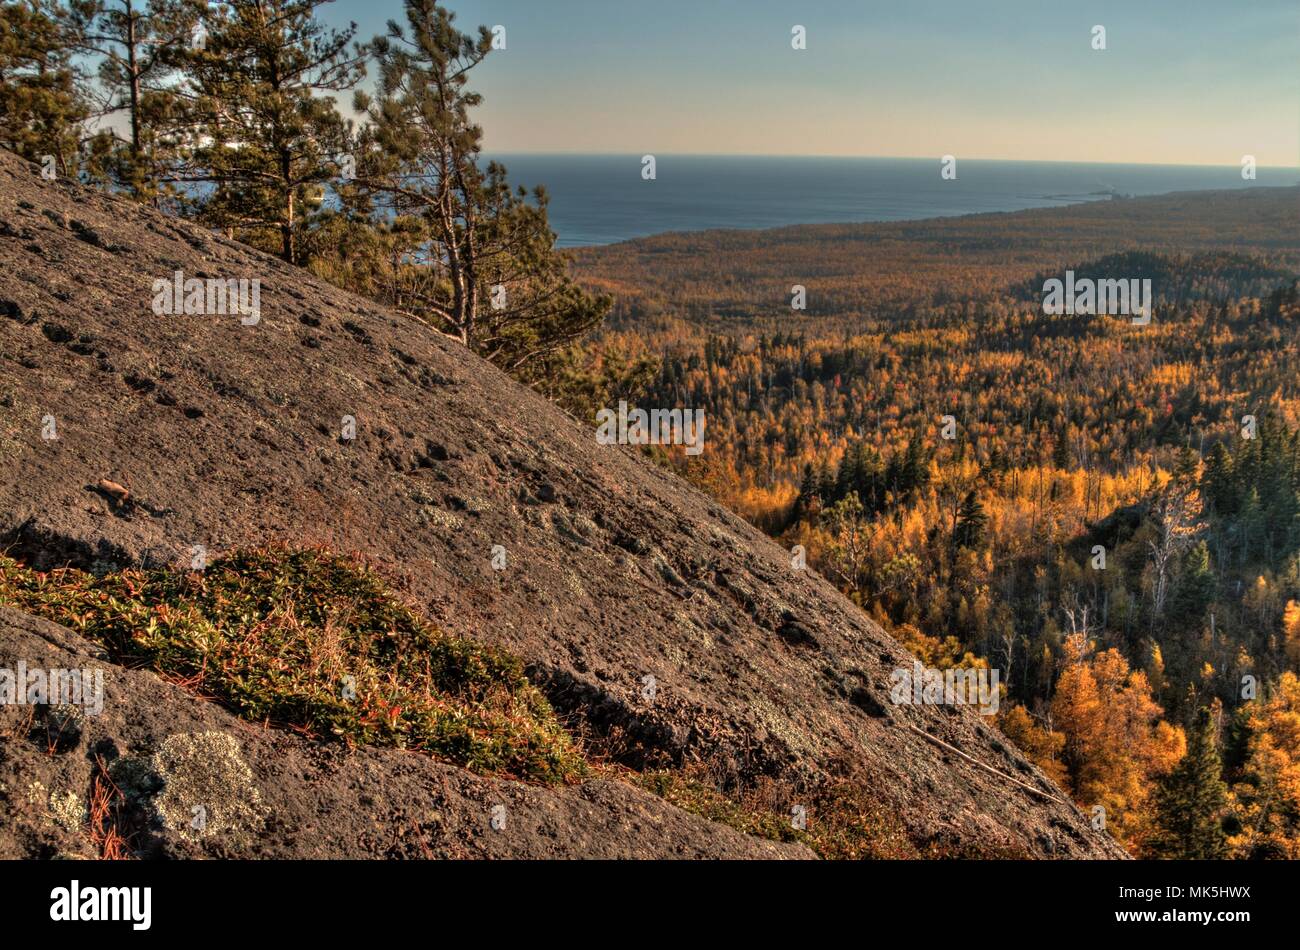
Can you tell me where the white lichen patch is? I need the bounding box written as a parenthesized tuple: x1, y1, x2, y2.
(418, 507, 462, 531)
(460, 495, 491, 514)
(664, 642, 688, 669)
(151, 732, 265, 843)
(672, 610, 713, 651)
(48, 790, 85, 832)
(750, 696, 818, 762)
(47, 703, 84, 734)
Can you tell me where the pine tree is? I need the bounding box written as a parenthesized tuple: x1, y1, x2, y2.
(894, 438, 927, 499)
(0, 0, 89, 175)
(821, 492, 869, 594)
(1148, 707, 1228, 858)
(794, 463, 818, 520)
(350, 0, 609, 376)
(815, 463, 835, 504)
(834, 442, 862, 503)
(1170, 540, 1214, 622)
(1200, 441, 1234, 515)
(179, 0, 365, 263)
(68, 0, 198, 199)
(952, 489, 988, 550)
(1238, 488, 1264, 564)
(1052, 433, 1071, 470)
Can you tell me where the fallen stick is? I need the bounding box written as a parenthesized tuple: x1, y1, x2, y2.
(904, 722, 1068, 806)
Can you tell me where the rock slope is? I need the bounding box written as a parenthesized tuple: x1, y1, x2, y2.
(0, 149, 1124, 857)
(0, 607, 810, 859)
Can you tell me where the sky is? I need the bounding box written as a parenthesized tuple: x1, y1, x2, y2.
(323, 0, 1299, 167)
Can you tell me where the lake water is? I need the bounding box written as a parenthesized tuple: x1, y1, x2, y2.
(486, 154, 1295, 248)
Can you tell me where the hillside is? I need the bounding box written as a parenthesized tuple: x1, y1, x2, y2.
(0, 149, 1122, 858)
(570, 183, 1300, 857)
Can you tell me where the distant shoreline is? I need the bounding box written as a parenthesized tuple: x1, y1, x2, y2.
(484, 154, 1296, 249)
(570, 182, 1300, 285)
(573, 183, 1300, 254)
(490, 152, 1296, 172)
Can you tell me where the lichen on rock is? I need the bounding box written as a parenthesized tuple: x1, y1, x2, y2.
(150, 732, 266, 843)
(48, 789, 84, 832)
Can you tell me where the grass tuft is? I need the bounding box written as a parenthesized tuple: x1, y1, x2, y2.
(635, 767, 918, 859)
(636, 766, 1031, 859)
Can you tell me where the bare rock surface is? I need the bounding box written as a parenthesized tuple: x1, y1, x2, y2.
(0, 149, 1125, 857)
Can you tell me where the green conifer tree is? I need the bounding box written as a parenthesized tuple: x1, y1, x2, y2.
(953, 489, 988, 551)
(1148, 707, 1229, 858)
(351, 0, 608, 377)
(0, 0, 89, 175)
(179, 0, 365, 263)
(68, 0, 198, 199)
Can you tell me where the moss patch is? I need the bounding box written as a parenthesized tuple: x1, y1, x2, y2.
(0, 546, 583, 783)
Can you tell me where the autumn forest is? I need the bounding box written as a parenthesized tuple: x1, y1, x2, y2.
(574, 191, 1300, 858)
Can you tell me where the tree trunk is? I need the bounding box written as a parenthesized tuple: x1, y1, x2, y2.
(280, 147, 294, 264)
(126, 1, 140, 160)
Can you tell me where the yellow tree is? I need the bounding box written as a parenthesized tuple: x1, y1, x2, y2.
(998, 704, 1067, 788)
(1230, 673, 1300, 858)
(1282, 601, 1300, 672)
(1051, 634, 1185, 850)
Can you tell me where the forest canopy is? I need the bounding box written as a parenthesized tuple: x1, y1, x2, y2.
(575, 197, 1300, 858)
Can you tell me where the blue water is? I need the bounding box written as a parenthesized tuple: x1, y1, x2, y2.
(485, 154, 1296, 248)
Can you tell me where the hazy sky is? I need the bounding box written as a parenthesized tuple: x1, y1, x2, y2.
(325, 0, 1299, 167)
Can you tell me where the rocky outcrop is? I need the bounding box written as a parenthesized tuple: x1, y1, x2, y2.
(0, 149, 1125, 857)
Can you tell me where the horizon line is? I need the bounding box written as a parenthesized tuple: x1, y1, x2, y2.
(482, 151, 1300, 171)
